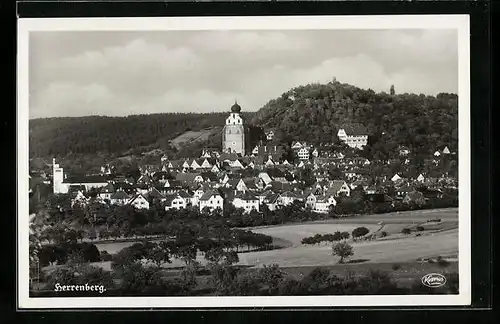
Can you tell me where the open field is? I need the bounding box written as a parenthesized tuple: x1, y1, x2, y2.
(90, 208, 459, 271)
(169, 127, 220, 150)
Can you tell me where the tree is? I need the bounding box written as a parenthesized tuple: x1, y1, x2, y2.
(332, 241, 354, 264)
(390, 84, 395, 96)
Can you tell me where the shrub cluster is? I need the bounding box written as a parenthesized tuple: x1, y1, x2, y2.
(301, 231, 350, 245)
(38, 243, 101, 267)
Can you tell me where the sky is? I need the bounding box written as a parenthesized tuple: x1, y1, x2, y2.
(28, 29, 458, 119)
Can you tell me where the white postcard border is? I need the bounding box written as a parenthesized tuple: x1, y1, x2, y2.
(17, 14, 471, 309)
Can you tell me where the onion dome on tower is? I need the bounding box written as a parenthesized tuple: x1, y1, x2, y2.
(231, 101, 242, 113)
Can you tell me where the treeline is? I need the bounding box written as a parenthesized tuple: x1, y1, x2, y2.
(29, 112, 256, 158)
(251, 80, 458, 161)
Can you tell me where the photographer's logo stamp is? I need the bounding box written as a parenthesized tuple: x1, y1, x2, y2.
(421, 273, 447, 288)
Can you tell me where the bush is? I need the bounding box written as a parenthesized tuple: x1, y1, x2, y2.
(415, 226, 425, 232)
(401, 228, 412, 235)
(391, 263, 401, 271)
(352, 227, 370, 239)
(379, 231, 388, 238)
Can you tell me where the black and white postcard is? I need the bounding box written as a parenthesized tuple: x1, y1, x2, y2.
(17, 15, 471, 308)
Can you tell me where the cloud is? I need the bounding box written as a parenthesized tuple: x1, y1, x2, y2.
(29, 30, 459, 118)
(189, 31, 311, 54)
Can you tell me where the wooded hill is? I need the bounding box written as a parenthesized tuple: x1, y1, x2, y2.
(29, 79, 458, 163)
(250, 79, 458, 161)
(29, 112, 255, 158)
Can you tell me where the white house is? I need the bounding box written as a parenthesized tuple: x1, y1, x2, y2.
(305, 193, 317, 209)
(434, 150, 441, 157)
(258, 172, 273, 186)
(314, 195, 337, 214)
(232, 192, 260, 213)
(326, 180, 351, 197)
(199, 190, 224, 213)
(164, 194, 187, 211)
(98, 183, 114, 201)
(417, 174, 425, 182)
(311, 148, 319, 158)
(337, 124, 368, 149)
(127, 194, 150, 210)
(278, 191, 300, 206)
(297, 147, 310, 160)
(391, 174, 403, 182)
(71, 191, 88, 207)
(291, 142, 305, 150)
(442, 146, 451, 154)
(110, 190, 130, 206)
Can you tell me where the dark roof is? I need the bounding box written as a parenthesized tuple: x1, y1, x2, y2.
(64, 175, 109, 184)
(234, 191, 258, 201)
(176, 172, 201, 182)
(199, 189, 222, 201)
(340, 123, 368, 136)
(99, 183, 115, 193)
(68, 185, 86, 193)
(111, 191, 130, 200)
(148, 187, 165, 199)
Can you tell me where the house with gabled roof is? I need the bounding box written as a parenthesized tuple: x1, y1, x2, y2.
(263, 192, 280, 211)
(127, 193, 150, 210)
(391, 173, 403, 182)
(277, 191, 301, 206)
(305, 192, 317, 209)
(291, 141, 306, 150)
(199, 189, 224, 213)
(258, 172, 273, 186)
(232, 191, 260, 213)
(146, 187, 166, 202)
(337, 124, 368, 149)
(326, 180, 351, 197)
(70, 190, 88, 207)
(136, 174, 153, 186)
(175, 172, 204, 185)
(164, 193, 187, 211)
(98, 183, 115, 201)
(417, 173, 426, 182)
(314, 195, 337, 214)
(110, 190, 130, 206)
(178, 190, 195, 206)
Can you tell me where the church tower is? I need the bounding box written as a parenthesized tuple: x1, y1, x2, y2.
(222, 101, 245, 155)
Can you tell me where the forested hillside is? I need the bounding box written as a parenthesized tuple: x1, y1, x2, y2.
(251, 80, 458, 160)
(29, 112, 255, 158)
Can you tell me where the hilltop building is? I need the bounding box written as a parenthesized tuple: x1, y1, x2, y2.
(337, 124, 368, 149)
(222, 101, 245, 155)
